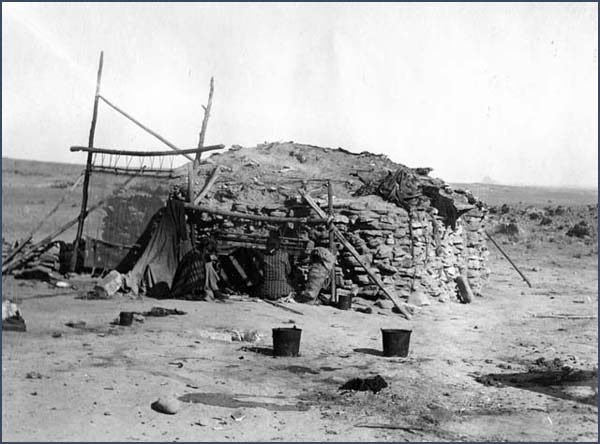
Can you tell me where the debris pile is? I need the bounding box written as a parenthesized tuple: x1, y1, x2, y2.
(3, 240, 62, 281)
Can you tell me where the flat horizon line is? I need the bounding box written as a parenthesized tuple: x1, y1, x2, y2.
(2, 155, 598, 192)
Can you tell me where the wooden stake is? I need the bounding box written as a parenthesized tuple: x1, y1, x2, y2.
(485, 231, 532, 288)
(72, 51, 104, 272)
(301, 192, 412, 320)
(327, 180, 337, 303)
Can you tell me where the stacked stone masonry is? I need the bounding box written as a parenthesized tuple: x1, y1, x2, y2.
(189, 193, 489, 303)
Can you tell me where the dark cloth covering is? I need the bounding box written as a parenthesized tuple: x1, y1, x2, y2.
(125, 199, 191, 295)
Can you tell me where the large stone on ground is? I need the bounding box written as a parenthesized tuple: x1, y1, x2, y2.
(151, 396, 181, 415)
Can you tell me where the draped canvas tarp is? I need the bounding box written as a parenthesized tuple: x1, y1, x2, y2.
(124, 199, 191, 296)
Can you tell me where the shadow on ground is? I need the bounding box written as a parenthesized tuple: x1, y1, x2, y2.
(475, 369, 598, 406)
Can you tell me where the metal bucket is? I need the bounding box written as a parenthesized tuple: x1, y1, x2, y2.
(272, 327, 302, 357)
(119, 311, 134, 326)
(381, 329, 412, 357)
(337, 294, 352, 310)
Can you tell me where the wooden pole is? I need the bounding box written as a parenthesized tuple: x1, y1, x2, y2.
(72, 51, 104, 272)
(301, 192, 412, 319)
(195, 76, 214, 165)
(187, 163, 193, 202)
(327, 180, 337, 304)
(485, 231, 532, 288)
(3, 172, 85, 266)
(5, 172, 141, 274)
(70, 144, 224, 156)
(98, 95, 194, 162)
(193, 165, 221, 204)
(183, 202, 324, 225)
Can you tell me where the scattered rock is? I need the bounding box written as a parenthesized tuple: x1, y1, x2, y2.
(374, 300, 394, 310)
(230, 329, 262, 342)
(230, 409, 246, 421)
(92, 270, 124, 299)
(408, 291, 431, 306)
(2, 301, 21, 321)
(25, 371, 43, 379)
(354, 307, 372, 314)
(65, 320, 86, 329)
(566, 221, 591, 238)
(151, 397, 181, 415)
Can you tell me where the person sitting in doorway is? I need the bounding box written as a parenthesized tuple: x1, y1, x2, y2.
(255, 235, 294, 301)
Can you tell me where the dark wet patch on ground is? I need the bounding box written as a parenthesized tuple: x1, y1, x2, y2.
(319, 366, 342, 372)
(280, 365, 320, 375)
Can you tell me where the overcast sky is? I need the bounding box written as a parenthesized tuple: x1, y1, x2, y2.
(2, 2, 598, 187)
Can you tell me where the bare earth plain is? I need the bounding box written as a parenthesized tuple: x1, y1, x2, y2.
(2, 155, 598, 442)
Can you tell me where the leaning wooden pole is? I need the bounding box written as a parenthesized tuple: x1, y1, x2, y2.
(98, 95, 194, 162)
(485, 231, 532, 288)
(72, 51, 104, 272)
(327, 180, 337, 304)
(193, 165, 221, 204)
(301, 192, 412, 320)
(6, 171, 141, 274)
(4, 172, 85, 267)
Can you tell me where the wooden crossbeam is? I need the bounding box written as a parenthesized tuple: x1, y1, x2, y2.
(71, 144, 224, 157)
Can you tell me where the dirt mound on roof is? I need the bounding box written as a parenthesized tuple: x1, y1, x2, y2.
(193, 141, 472, 210)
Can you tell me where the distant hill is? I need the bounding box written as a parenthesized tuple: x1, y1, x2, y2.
(452, 182, 597, 206)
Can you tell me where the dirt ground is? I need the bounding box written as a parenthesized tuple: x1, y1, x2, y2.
(2, 229, 598, 441)
(2, 154, 598, 441)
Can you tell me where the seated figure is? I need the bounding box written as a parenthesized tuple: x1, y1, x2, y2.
(255, 236, 294, 301)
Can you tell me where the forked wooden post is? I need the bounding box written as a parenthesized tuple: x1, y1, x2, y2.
(195, 76, 214, 166)
(193, 77, 215, 202)
(71, 50, 104, 272)
(328, 180, 337, 303)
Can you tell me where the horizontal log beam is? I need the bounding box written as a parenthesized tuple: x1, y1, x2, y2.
(184, 202, 324, 225)
(71, 144, 224, 157)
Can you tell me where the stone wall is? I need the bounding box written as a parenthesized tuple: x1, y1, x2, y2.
(188, 192, 490, 303)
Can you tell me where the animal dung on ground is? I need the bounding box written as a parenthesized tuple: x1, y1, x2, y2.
(151, 396, 181, 415)
(143, 307, 187, 317)
(339, 375, 388, 393)
(65, 320, 86, 328)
